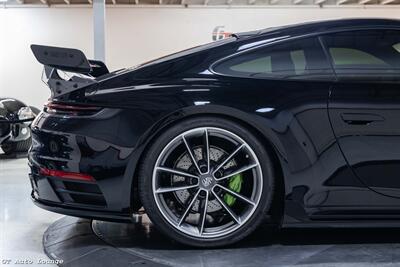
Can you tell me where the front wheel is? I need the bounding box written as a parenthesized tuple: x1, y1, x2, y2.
(139, 117, 275, 247)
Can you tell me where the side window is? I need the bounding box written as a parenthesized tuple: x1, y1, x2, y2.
(322, 30, 400, 80)
(212, 37, 333, 81)
(329, 48, 387, 66)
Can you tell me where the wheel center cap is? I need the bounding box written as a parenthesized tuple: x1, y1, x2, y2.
(200, 176, 214, 188)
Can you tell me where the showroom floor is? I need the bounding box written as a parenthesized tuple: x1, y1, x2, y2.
(4, 157, 400, 267)
(0, 157, 62, 267)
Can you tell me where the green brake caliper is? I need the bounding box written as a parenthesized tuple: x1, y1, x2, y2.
(223, 173, 243, 206)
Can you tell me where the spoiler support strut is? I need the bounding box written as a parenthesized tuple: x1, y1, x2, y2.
(31, 44, 109, 97)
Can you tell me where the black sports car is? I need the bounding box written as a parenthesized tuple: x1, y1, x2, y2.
(29, 18, 400, 247)
(0, 98, 38, 154)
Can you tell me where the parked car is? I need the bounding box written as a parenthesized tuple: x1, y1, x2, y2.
(0, 98, 38, 154)
(29, 18, 400, 247)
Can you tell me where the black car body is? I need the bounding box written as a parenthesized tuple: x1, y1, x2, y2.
(0, 98, 38, 154)
(29, 18, 400, 246)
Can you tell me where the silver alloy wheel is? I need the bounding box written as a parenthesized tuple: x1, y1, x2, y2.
(152, 127, 263, 239)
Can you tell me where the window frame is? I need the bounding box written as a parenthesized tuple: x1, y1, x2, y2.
(210, 35, 333, 81)
(319, 28, 400, 81)
(210, 26, 400, 82)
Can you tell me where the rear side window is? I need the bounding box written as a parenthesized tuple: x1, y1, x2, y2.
(212, 37, 333, 81)
(322, 30, 400, 80)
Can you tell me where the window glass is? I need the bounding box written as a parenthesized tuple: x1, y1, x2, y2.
(230, 57, 271, 73)
(329, 48, 387, 66)
(394, 43, 400, 53)
(322, 30, 400, 81)
(290, 50, 306, 74)
(213, 37, 333, 81)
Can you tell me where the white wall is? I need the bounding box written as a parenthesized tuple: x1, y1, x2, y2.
(1, 7, 400, 108)
(0, 8, 93, 108)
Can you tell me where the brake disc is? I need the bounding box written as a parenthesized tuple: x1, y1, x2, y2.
(172, 146, 236, 213)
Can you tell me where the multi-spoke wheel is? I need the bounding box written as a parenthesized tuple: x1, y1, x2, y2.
(139, 117, 274, 247)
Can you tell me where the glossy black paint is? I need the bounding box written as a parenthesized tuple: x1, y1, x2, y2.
(29, 18, 400, 226)
(0, 98, 35, 145)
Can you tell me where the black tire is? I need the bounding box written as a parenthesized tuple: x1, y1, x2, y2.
(1, 138, 32, 155)
(138, 116, 275, 247)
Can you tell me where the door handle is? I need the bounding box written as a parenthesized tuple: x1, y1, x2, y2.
(341, 113, 384, 125)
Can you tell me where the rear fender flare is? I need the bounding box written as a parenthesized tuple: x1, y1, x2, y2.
(123, 104, 289, 212)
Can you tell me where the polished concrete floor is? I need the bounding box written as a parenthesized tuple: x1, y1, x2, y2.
(5, 156, 400, 267)
(44, 214, 400, 267)
(92, 219, 400, 267)
(0, 156, 62, 267)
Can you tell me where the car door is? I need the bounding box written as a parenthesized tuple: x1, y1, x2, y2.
(325, 29, 400, 199)
(211, 36, 382, 218)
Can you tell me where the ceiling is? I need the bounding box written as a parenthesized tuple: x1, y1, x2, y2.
(3, 0, 400, 6)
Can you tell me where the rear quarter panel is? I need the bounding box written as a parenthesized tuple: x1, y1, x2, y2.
(84, 74, 354, 222)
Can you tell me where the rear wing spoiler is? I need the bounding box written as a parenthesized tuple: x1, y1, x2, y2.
(31, 44, 109, 97)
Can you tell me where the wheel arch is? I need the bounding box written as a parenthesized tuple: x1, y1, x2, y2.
(129, 104, 286, 223)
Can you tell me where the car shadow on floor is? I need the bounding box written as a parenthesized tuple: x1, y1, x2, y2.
(243, 225, 400, 247)
(49, 217, 400, 266)
(0, 152, 27, 159)
(93, 219, 400, 250)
